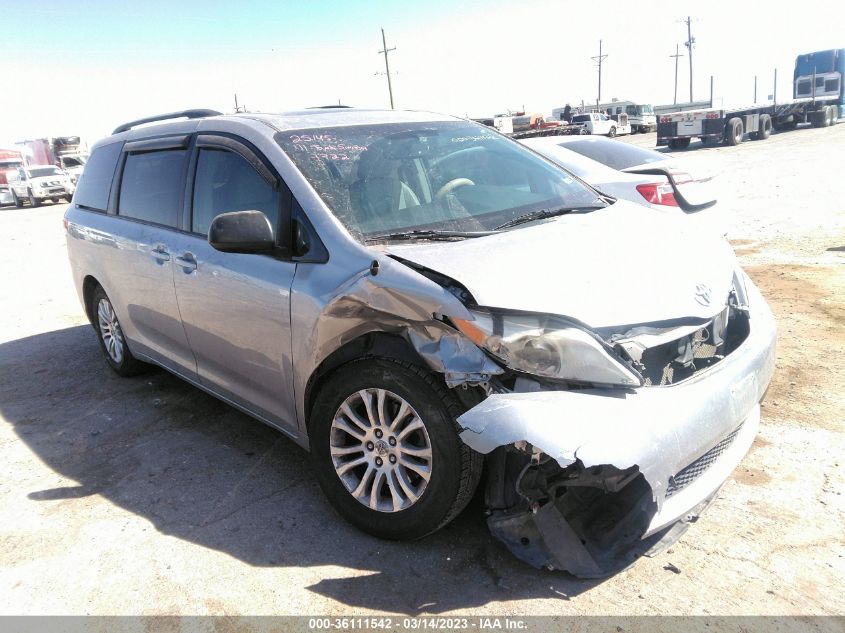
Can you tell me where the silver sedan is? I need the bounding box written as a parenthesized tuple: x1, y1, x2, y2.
(521, 135, 726, 233)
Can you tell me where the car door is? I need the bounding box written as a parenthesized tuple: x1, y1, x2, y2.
(168, 135, 298, 433)
(107, 137, 198, 378)
(13, 168, 26, 197)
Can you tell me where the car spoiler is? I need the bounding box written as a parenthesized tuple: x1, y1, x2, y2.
(623, 166, 717, 213)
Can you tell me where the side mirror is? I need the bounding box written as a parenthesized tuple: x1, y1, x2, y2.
(208, 210, 275, 253)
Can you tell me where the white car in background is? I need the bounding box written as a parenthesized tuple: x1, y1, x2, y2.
(521, 135, 725, 233)
(7, 164, 75, 207)
(570, 112, 629, 137)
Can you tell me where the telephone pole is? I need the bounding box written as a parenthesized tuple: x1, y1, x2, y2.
(684, 16, 696, 102)
(670, 44, 684, 105)
(591, 40, 608, 108)
(378, 28, 396, 109)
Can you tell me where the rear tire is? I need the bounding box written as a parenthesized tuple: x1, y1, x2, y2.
(90, 285, 148, 377)
(752, 114, 772, 140)
(726, 117, 744, 145)
(668, 138, 690, 150)
(11, 191, 22, 208)
(310, 358, 483, 541)
(811, 108, 829, 128)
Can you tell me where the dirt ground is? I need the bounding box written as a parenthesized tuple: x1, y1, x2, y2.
(0, 124, 843, 617)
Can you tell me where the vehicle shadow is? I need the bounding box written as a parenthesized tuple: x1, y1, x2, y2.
(0, 325, 605, 613)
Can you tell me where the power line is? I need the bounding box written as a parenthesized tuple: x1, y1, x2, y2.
(670, 44, 684, 105)
(378, 28, 396, 110)
(591, 39, 608, 108)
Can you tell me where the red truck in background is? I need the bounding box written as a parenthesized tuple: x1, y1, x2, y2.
(0, 148, 25, 206)
(16, 137, 88, 181)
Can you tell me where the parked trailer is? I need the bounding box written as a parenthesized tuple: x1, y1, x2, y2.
(15, 137, 88, 181)
(657, 48, 843, 149)
(0, 149, 25, 206)
(488, 113, 585, 138)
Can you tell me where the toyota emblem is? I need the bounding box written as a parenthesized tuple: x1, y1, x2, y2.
(694, 283, 712, 307)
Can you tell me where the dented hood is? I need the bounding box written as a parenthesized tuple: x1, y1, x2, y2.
(386, 200, 737, 329)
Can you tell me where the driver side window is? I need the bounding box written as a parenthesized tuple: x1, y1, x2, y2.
(192, 148, 280, 237)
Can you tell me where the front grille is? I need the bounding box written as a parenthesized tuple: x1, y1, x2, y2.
(665, 424, 742, 498)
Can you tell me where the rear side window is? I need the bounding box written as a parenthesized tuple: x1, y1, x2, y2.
(562, 138, 666, 171)
(118, 149, 187, 227)
(191, 148, 280, 236)
(74, 141, 122, 211)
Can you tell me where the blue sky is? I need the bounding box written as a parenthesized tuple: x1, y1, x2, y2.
(2, 0, 843, 144)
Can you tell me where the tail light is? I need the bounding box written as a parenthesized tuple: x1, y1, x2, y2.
(636, 182, 678, 206)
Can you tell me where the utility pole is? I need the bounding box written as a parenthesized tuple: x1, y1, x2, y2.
(684, 16, 695, 102)
(234, 93, 246, 113)
(591, 40, 608, 108)
(378, 28, 396, 109)
(670, 44, 684, 105)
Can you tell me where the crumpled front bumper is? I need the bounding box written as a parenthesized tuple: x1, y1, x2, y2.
(457, 276, 777, 576)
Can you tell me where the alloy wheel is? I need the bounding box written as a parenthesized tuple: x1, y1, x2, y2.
(330, 388, 433, 513)
(97, 298, 125, 364)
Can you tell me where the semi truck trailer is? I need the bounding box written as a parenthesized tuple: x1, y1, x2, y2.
(657, 48, 843, 149)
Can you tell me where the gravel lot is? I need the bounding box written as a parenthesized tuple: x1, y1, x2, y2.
(0, 124, 843, 617)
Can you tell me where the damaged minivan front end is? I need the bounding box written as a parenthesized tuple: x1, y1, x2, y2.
(450, 270, 776, 577)
(375, 208, 776, 577)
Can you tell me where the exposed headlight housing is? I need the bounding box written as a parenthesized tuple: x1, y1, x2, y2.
(453, 310, 642, 387)
(732, 268, 750, 308)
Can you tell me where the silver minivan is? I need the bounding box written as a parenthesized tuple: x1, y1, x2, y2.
(65, 108, 776, 577)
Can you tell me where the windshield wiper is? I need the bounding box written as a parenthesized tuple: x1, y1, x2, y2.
(494, 204, 606, 230)
(365, 229, 497, 243)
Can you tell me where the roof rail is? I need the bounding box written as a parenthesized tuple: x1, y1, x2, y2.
(112, 109, 222, 135)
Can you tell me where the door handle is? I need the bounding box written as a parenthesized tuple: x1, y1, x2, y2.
(150, 244, 170, 263)
(174, 252, 198, 272)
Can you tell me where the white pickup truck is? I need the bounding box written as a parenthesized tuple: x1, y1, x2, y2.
(570, 112, 631, 136)
(8, 164, 75, 207)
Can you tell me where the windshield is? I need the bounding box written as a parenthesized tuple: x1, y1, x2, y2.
(639, 105, 654, 115)
(560, 138, 667, 171)
(277, 121, 603, 239)
(61, 156, 86, 168)
(28, 167, 63, 178)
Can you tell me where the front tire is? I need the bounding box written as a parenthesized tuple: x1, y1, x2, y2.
(28, 190, 40, 207)
(310, 358, 482, 540)
(90, 285, 148, 376)
(608, 126, 616, 138)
